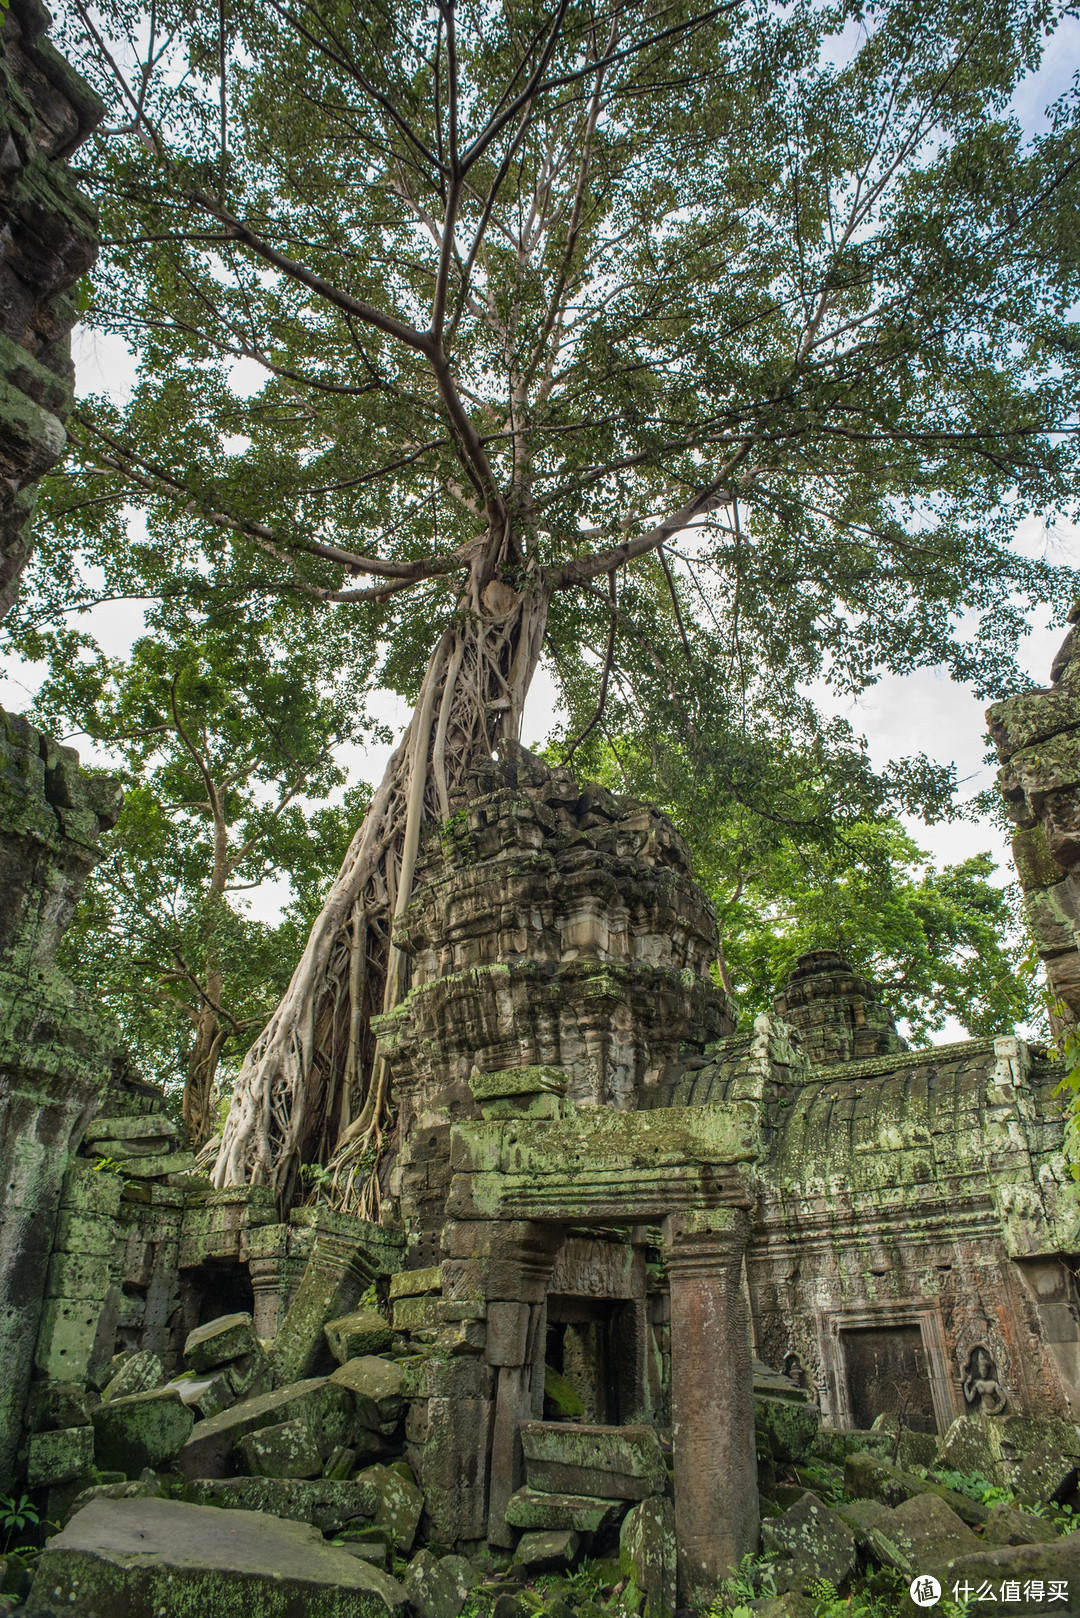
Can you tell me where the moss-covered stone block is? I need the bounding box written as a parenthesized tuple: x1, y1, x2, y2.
(101, 1351, 163, 1403)
(238, 1417, 324, 1479)
(23, 1495, 408, 1618)
(91, 1386, 193, 1473)
(184, 1475, 378, 1533)
(755, 1395, 818, 1464)
(325, 1310, 393, 1364)
(59, 1159, 124, 1218)
(843, 1453, 988, 1525)
(185, 1312, 262, 1372)
(177, 1376, 353, 1480)
(391, 1295, 442, 1332)
(26, 1424, 94, 1487)
(44, 1249, 110, 1300)
(512, 1529, 581, 1574)
(33, 1294, 102, 1381)
(619, 1498, 676, 1618)
(402, 1548, 470, 1618)
(761, 1491, 856, 1595)
(330, 1358, 404, 1430)
(388, 1267, 442, 1300)
(353, 1463, 424, 1552)
(505, 1486, 624, 1533)
(519, 1422, 668, 1500)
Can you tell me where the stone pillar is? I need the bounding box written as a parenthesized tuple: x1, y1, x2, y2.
(269, 1211, 402, 1384)
(664, 1208, 757, 1605)
(440, 1219, 561, 1548)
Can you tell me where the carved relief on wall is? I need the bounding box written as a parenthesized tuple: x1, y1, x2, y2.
(961, 1344, 1008, 1416)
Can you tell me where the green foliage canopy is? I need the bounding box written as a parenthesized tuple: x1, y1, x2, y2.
(8, 0, 1077, 794)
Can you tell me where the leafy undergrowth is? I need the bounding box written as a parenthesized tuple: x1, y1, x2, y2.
(707, 1557, 974, 1618)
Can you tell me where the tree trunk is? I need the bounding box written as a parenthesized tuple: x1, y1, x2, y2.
(184, 969, 226, 1148)
(210, 573, 550, 1210)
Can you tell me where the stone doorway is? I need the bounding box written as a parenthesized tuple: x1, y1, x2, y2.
(842, 1323, 937, 1433)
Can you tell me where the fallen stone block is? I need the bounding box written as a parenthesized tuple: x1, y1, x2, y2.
(326, 1309, 394, 1364)
(239, 1416, 325, 1479)
(997, 1416, 1080, 1465)
(343, 1541, 389, 1568)
(619, 1497, 676, 1618)
(843, 1452, 988, 1524)
(91, 1387, 193, 1473)
(920, 1540, 1080, 1616)
(935, 1416, 1005, 1481)
(177, 1376, 353, 1479)
(23, 1495, 407, 1618)
(512, 1529, 581, 1574)
(404, 1547, 471, 1618)
(505, 1486, 625, 1533)
(184, 1311, 262, 1372)
(331, 1357, 405, 1430)
(184, 1476, 378, 1533)
(811, 1430, 892, 1468)
(519, 1422, 668, 1500)
(165, 1370, 234, 1419)
(885, 1493, 980, 1576)
(225, 1348, 271, 1400)
(110, 1150, 197, 1178)
(26, 1426, 95, 1488)
(982, 1502, 1059, 1545)
(755, 1396, 819, 1465)
(84, 1114, 179, 1144)
(355, 1463, 424, 1552)
(836, 1496, 903, 1565)
(62, 1478, 161, 1525)
(762, 1492, 855, 1595)
(100, 1351, 163, 1403)
(1015, 1440, 1080, 1506)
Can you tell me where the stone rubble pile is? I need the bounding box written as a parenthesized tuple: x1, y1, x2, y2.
(20, 1286, 682, 1618)
(751, 1406, 1080, 1616)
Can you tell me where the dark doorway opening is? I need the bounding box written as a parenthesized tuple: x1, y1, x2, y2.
(545, 1296, 636, 1424)
(842, 1323, 937, 1432)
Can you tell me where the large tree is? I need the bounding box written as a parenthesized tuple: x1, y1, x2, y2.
(14, 0, 1080, 1205)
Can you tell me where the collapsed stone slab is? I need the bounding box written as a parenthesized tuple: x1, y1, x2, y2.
(185, 1311, 262, 1372)
(761, 1492, 856, 1595)
(505, 1487, 625, 1533)
(917, 1540, 1080, 1616)
(24, 1496, 408, 1618)
(177, 1375, 353, 1478)
(519, 1422, 668, 1500)
(619, 1498, 676, 1618)
(90, 1387, 193, 1473)
(355, 1463, 424, 1552)
(330, 1357, 405, 1430)
(184, 1476, 378, 1534)
(402, 1547, 471, 1618)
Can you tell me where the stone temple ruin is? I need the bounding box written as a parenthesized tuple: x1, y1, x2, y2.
(2, 3, 1080, 1613)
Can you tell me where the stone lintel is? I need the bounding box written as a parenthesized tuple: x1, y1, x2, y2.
(446, 1104, 758, 1223)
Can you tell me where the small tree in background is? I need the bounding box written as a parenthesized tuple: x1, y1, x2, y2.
(29, 613, 375, 1142)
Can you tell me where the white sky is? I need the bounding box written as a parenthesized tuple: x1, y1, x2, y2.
(2, 23, 1078, 1045)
